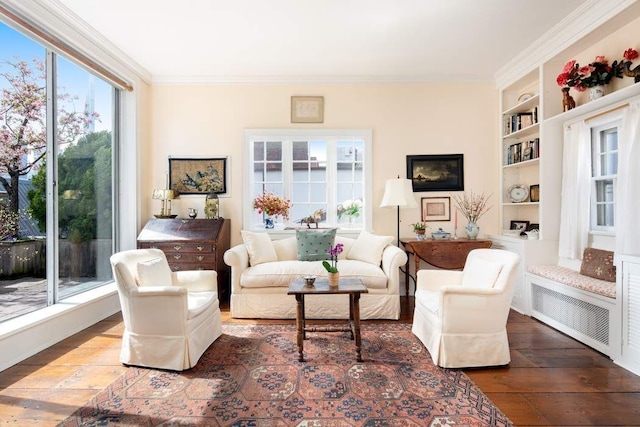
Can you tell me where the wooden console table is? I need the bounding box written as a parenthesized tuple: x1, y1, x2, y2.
(400, 238, 493, 295)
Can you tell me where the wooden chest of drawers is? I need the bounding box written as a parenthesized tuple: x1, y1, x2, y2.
(137, 218, 231, 302)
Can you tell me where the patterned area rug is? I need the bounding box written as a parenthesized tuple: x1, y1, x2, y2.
(61, 323, 512, 426)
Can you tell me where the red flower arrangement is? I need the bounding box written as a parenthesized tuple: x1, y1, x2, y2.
(557, 48, 639, 91)
(253, 191, 291, 220)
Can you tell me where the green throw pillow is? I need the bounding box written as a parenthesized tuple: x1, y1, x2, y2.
(296, 228, 337, 261)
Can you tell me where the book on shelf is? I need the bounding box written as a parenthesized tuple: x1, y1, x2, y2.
(505, 137, 540, 165)
(504, 111, 536, 134)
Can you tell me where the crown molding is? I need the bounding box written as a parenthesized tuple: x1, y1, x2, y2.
(0, 0, 152, 85)
(151, 74, 493, 86)
(495, 0, 638, 88)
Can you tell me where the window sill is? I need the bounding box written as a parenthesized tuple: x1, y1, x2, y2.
(0, 282, 117, 340)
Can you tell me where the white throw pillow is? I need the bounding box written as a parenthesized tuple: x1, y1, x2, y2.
(241, 230, 278, 266)
(461, 257, 503, 288)
(136, 257, 172, 287)
(346, 231, 394, 266)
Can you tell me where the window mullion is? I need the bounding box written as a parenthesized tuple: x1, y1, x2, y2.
(45, 49, 59, 305)
(282, 138, 293, 200)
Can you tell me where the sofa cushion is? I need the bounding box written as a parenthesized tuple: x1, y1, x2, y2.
(580, 247, 616, 282)
(136, 257, 172, 287)
(296, 228, 336, 261)
(461, 257, 503, 288)
(347, 231, 394, 265)
(241, 230, 278, 266)
(240, 260, 388, 290)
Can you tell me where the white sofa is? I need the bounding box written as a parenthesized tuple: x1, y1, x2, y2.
(223, 231, 407, 319)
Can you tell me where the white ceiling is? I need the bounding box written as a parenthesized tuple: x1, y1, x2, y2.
(55, 0, 589, 83)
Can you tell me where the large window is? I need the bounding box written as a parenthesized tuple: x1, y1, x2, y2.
(590, 122, 619, 233)
(0, 21, 119, 322)
(244, 129, 372, 231)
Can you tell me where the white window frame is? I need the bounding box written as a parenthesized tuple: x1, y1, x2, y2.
(243, 129, 373, 233)
(589, 119, 620, 234)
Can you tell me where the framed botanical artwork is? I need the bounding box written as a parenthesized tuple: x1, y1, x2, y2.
(406, 154, 464, 192)
(510, 220, 530, 231)
(291, 96, 324, 123)
(169, 157, 228, 195)
(421, 197, 451, 222)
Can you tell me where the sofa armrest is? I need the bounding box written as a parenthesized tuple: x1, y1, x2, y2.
(224, 244, 250, 294)
(381, 244, 408, 295)
(172, 270, 218, 293)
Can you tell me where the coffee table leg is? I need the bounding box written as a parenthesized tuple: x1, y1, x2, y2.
(353, 292, 363, 362)
(295, 294, 304, 362)
(348, 294, 355, 340)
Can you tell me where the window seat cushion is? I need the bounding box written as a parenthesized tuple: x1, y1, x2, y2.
(527, 264, 615, 299)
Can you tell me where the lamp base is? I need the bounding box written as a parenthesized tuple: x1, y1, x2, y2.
(154, 214, 178, 219)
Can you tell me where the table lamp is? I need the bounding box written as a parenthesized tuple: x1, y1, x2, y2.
(379, 176, 418, 246)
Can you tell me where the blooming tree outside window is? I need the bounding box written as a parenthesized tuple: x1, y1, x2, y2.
(0, 58, 98, 236)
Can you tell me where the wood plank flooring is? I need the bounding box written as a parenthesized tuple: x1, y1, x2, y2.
(0, 297, 639, 425)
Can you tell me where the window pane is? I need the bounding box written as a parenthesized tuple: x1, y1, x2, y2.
(253, 141, 264, 161)
(595, 179, 614, 202)
(56, 56, 114, 299)
(596, 203, 615, 227)
(0, 23, 48, 322)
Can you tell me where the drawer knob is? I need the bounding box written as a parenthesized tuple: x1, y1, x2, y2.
(174, 245, 182, 251)
(173, 254, 182, 260)
(197, 246, 204, 251)
(197, 255, 204, 261)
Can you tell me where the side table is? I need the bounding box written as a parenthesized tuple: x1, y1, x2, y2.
(400, 238, 493, 295)
(287, 278, 368, 362)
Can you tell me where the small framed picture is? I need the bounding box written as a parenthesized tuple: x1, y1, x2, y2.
(529, 184, 540, 202)
(291, 96, 324, 123)
(510, 220, 530, 231)
(421, 197, 451, 222)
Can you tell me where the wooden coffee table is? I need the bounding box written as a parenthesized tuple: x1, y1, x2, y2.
(287, 277, 368, 362)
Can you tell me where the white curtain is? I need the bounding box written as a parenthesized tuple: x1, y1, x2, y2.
(558, 121, 590, 260)
(615, 101, 640, 258)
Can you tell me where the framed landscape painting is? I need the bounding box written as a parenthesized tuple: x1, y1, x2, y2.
(169, 157, 227, 195)
(406, 154, 464, 192)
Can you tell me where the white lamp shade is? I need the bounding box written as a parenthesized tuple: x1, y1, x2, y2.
(379, 178, 418, 208)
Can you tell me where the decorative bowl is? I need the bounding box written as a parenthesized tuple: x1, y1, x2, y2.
(303, 275, 316, 286)
(431, 228, 451, 240)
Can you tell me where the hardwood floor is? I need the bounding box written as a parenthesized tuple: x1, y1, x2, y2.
(0, 297, 639, 426)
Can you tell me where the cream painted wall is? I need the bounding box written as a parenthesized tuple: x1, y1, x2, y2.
(146, 83, 499, 246)
(136, 80, 153, 227)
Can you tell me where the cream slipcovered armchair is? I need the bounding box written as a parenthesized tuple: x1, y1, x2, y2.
(412, 248, 520, 368)
(110, 248, 223, 371)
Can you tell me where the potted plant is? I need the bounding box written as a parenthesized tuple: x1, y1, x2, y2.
(411, 222, 427, 240)
(322, 243, 344, 287)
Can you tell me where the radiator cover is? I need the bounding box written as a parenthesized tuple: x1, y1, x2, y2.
(531, 283, 610, 346)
